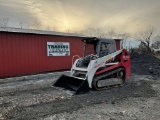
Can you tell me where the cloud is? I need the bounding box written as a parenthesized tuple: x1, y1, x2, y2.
(0, 0, 47, 28)
(0, 0, 160, 34)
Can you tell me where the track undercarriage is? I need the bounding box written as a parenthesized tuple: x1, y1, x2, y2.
(92, 68, 126, 90)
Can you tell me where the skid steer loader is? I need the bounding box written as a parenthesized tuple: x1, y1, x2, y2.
(53, 37, 130, 95)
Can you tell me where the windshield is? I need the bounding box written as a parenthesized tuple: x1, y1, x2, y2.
(99, 42, 116, 57)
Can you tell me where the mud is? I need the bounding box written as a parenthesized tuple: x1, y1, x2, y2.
(0, 75, 159, 120)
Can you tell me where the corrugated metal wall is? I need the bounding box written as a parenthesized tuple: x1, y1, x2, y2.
(0, 32, 121, 78)
(0, 32, 85, 78)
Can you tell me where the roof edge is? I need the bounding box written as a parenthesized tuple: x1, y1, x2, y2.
(0, 27, 88, 38)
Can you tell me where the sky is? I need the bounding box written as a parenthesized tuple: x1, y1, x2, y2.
(0, 0, 160, 34)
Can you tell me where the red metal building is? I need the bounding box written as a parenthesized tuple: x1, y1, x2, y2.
(0, 27, 121, 78)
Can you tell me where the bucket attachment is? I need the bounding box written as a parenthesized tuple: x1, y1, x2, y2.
(53, 75, 90, 95)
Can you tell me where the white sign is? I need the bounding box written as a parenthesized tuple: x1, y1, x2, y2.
(47, 42, 70, 56)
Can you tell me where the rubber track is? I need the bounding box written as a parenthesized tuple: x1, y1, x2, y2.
(92, 68, 125, 90)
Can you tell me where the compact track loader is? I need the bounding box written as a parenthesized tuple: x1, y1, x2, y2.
(53, 37, 130, 95)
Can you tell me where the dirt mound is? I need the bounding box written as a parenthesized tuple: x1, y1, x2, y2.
(131, 52, 160, 78)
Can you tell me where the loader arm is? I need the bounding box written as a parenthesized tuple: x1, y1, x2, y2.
(86, 49, 123, 88)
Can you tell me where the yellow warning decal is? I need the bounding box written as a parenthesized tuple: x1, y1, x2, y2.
(108, 57, 111, 61)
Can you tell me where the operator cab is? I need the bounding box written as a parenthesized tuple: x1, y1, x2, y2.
(98, 38, 116, 57)
(82, 37, 116, 58)
(77, 37, 116, 68)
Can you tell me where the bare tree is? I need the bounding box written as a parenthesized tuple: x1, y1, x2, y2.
(118, 33, 130, 49)
(81, 28, 119, 38)
(79, 28, 104, 37)
(0, 18, 9, 28)
(45, 26, 52, 31)
(151, 36, 160, 50)
(127, 39, 132, 51)
(66, 29, 70, 33)
(75, 28, 131, 50)
(45, 26, 58, 31)
(31, 20, 42, 30)
(107, 29, 116, 39)
(152, 41, 160, 50)
(135, 26, 156, 53)
(19, 22, 23, 29)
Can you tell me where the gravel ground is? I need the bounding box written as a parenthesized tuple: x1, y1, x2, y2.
(0, 52, 160, 120)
